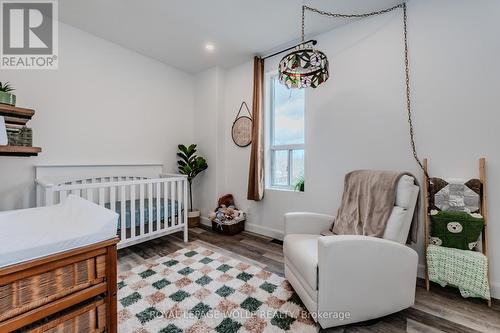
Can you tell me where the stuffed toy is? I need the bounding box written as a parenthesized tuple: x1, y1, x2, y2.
(210, 194, 245, 224)
(218, 194, 235, 208)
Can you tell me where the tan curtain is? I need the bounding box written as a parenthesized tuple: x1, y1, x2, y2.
(247, 56, 265, 201)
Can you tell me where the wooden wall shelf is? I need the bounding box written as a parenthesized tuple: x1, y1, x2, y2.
(0, 104, 41, 157)
(0, 105, 35, 124)
(0, 145, 41, 156)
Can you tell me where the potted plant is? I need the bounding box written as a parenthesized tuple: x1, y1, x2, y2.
(294, 176, 304, 192)
(177, 144, 208, 227)
(0, 82, 16, 106)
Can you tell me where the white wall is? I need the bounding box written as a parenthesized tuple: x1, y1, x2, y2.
(201, 0, 500, 297)
(193, 67, 226, 216)
(0, 22, 194, 210)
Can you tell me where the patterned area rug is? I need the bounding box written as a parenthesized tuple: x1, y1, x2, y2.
(118, 245, 319, 332)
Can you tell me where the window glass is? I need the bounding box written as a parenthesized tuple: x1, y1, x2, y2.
(269, 75, 305, 190)
(273, 76, 305, 146)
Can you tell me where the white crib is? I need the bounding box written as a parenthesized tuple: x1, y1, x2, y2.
(35, 164, 188, 249)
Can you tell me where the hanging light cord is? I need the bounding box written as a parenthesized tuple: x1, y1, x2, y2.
(302, 3, 428, 178)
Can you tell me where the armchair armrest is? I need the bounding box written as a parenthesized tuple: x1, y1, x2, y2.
(316, 235, 418, 327)
(284, 212, 334, 235)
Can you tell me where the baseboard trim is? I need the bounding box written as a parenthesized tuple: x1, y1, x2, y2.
(200, 216, 284, 240)
(244, 223, 284, 240)
(200, 216, 211, 228)
(491, 282, 500, 300)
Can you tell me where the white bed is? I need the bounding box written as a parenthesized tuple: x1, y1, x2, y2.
(0, 195, 118, 268)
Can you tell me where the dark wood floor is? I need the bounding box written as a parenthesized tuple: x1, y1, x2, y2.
(118, 226, 500, 333)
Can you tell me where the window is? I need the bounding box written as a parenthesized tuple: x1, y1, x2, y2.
(268, 74, 305, 190)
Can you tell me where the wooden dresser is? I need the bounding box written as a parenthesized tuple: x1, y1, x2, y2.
(0, 238, 119, 332)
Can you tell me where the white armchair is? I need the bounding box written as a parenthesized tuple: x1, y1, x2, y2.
(283, 177, 419, 329)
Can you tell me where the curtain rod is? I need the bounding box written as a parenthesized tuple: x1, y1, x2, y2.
(262, 39, 317, 60)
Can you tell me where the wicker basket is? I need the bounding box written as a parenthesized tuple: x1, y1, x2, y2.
(211, 219, 245, 235)
(6, 127, 32, 146)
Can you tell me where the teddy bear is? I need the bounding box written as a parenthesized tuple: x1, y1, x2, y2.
(447, 222, 463, 233)
(429, 237, 443, 246)
(209, 194, 245, 224)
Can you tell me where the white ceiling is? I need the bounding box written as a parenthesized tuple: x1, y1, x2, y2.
(59, 0, 403, 74)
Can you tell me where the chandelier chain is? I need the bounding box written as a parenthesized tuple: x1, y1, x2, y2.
(301, 6, 305, 42)
(302, 2, 427, 177)
(303, 4, 403, 19)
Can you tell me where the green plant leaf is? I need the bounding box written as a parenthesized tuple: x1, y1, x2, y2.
(0, 81, 14, 93)
(293, 176, 304, 192)
(177, 144, 207, 210)
(177, 152, 189, 162)
(178, 144, 188, 155)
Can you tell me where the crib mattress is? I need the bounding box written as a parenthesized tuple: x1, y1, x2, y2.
(105, 199, 182, 228)
(0, 195, 118, 268)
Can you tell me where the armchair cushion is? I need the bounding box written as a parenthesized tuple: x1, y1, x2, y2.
(284, 212, 334, 235)
(283, 234, 320, 292)
(396, 175, 417, 208)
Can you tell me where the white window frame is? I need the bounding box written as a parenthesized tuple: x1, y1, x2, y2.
(268, 74, 305, 190)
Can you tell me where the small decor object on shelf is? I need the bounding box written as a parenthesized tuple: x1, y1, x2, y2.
(177, 144, 208, 227)
(209, 194, 245, 235)
(232, 101, 252, 147)
(6, 126, 32, 146)
(0, 82, 16, 106)
(0, 116, 7, 145)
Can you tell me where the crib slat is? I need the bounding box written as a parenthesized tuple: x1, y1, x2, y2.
(164, 180, 169, 229)
(139, 183, 145, 236)
(45, 188, 54, 205)
(99, 187, 105, 206)
(148, 183, 153, 234)
(59, 190, 68, 203)
(120, 185, 126, 241)
(71, 181, 80, 197)
(86, 179, 93, 203)
(156, 183, 161, 233)
(131, 185, 136, 238)
(87, 189, 93, 202)
(171, 181, 176, 226)
(183, 178, 188, 242)
(177, 180, 182, 228)
(110, 186, 116, 212)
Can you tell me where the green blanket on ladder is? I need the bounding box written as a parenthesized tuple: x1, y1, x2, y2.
(427, 244, 490, 300)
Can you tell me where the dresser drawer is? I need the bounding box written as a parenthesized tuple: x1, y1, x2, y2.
(0, 253, 106, 322)
(17, 298, 107, 333)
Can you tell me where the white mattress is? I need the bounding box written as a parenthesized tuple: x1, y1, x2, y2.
(0, 195, 118, 268)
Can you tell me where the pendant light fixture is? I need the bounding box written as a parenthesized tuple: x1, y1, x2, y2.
(279, 6, 329, 89)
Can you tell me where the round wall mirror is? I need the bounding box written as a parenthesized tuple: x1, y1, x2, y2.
(232, 116, 252, 147)
(232, 102, 252, 147)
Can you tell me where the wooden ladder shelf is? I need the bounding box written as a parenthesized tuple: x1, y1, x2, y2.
(423, 157, 491, 306)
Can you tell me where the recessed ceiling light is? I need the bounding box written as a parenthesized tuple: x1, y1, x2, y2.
(205, 43, 215, 52)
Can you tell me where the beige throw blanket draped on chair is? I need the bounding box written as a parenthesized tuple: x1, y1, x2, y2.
(331, 170, 419, 243)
